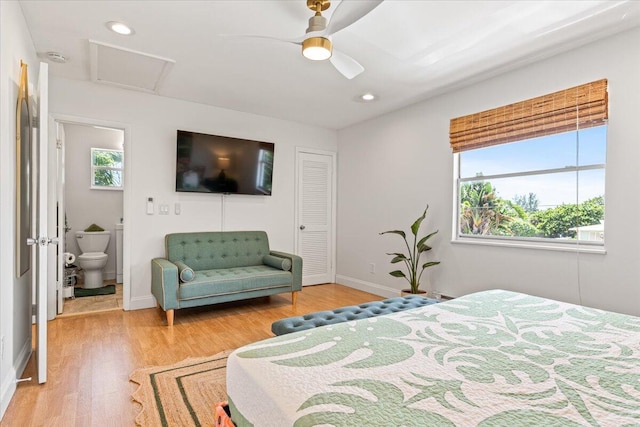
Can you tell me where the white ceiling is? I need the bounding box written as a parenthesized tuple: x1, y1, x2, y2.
(19, 0, 640, 130)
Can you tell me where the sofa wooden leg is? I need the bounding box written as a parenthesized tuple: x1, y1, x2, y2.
(166, 309, 174, 326)
(292, 291, 298, 306)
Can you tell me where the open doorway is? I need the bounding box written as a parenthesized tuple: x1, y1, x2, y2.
(50, 116, 130, 317)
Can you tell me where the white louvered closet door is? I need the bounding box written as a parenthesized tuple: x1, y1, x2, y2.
(296, 151, 334, 285)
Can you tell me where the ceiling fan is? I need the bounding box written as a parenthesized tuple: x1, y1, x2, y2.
(232, 0, 383, 79)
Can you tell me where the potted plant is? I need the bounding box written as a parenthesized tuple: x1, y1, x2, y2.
(380, 205, 440, 295)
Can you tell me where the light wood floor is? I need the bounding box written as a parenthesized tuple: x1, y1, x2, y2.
(1, 284, 381, 426)
(59, 281, 123, 316)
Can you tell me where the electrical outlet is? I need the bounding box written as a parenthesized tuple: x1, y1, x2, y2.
(370, 263, 375, 274)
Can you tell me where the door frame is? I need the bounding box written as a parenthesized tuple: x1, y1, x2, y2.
(49, 114, 132, 312)
(51, 116, 63, 316)
(294, 147, 337, 285)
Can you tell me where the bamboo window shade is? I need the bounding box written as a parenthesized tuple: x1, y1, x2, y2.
(449, 79, 608, 153)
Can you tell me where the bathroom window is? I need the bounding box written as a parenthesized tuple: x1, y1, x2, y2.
(91, 148, 123, 190)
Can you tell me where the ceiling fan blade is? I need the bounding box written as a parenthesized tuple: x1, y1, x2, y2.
(326, 0, 384, 36)
(330, 49, 364, 79)
(220, 35, 297, 48)
(220, 30, 327, 45)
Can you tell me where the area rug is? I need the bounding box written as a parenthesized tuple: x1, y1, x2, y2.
(74, 284, 116, 298)
(130, 350, 233, 427)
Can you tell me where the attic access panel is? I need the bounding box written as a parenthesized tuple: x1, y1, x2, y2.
(89, 40, 175, 93)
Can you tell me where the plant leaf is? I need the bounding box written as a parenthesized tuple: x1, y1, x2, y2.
(386, 252, 406, 257)
(380, 230, 406, 239)
(390, 255, 407, 263)
(410, 208, 428, 236)
(417, 244, 432, 253)
(422, 261, 440, 269)
(389, 270, 407, 278)
(417, 230, 438, 247)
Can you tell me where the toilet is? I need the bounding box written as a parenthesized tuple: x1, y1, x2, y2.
(75, 231, 111, 289)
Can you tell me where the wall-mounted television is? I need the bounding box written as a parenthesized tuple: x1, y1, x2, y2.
(176, 130, 274, 195)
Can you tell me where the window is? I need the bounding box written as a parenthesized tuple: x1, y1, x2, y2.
(451, 80, 608, 247)
(256, 149, 273, 194)
(91, 148, 123, 190)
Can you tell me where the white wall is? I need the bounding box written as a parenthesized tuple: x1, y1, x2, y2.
(49, 78, 338, 308)
(63, 123, 124, 280)
(0, 0, 39, 418)
(336, 27, 640, 317)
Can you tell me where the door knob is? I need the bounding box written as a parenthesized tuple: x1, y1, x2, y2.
(26, 237, 58, 246)
(299, 225, 306, 230)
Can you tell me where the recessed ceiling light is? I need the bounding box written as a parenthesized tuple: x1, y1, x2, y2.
(353, 93, 379, 103)
(106, 21, 135, 36)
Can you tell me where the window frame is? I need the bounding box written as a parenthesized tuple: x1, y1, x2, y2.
(90, 147, 124, 191)
(452, 136, 607, 253)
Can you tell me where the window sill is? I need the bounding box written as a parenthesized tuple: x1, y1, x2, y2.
(451, 237, 606, 254)
(90, 186, 124, 191)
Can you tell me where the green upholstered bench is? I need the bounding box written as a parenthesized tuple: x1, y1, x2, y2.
(151, 231, 302, 326)
(271, 295, 439, 336)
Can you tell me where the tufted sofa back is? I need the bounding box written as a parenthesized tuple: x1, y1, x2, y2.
(165, 231, 271, 271)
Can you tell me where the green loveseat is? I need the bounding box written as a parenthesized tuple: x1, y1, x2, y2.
(151, 231, 302, 326)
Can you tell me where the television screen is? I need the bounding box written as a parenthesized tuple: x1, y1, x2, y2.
(176, 130, 274, 195)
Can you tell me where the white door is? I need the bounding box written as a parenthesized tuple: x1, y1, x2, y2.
(32, 62, 50, 383)
(296, 149, 335, 285)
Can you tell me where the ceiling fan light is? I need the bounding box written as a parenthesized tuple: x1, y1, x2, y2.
(302, 37, 332, 61)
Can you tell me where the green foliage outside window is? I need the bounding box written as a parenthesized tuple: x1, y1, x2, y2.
(459, 181, 604, 240)
(91, 148, 123, 189)
(530, 196, 604, 238)
(513, 193, 540, 214)
(460, 182, 525, 236)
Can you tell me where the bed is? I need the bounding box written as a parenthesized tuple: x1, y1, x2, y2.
(226, 290, 640, 426)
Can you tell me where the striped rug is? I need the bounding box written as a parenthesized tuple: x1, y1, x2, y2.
(130, 350, 233, 427)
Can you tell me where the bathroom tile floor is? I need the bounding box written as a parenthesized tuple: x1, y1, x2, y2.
(58, 279, 123, 316)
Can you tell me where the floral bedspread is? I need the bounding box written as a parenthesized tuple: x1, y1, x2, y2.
(227, 290, 640, 426)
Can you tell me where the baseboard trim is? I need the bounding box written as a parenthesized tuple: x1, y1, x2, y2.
(335, 275, 399, 299)
(128, 294, 156, 311)
(0, 367, 17, 420)
(14, 339, 31, 383)
(1, 338, 31, 419)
